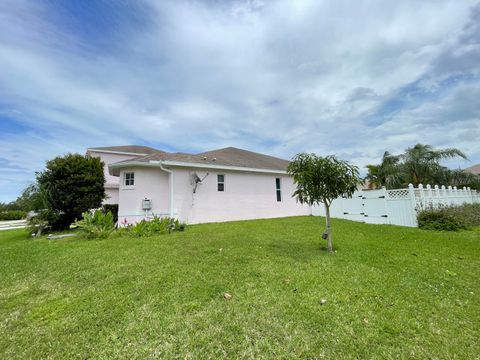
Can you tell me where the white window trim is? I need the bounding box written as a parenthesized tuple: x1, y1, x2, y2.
(122, 171, 135, 189)
(275, 177, 282, 202)
(217, 174, 225, 192)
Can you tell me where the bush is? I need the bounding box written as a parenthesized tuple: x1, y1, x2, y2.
(73, 210, 115, 239)
(418, 210, 466, 231)
(36, 153, 106, 230)
(130, 217, 186, 237)
(0, 202, 22, 212)
(417, 203, 480, 231)
(0, 210, 27, 221)
(102, 204, 119, 224)
(453, 203, 480, 227)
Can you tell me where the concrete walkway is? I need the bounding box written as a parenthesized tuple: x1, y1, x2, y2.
(0, 220, 27, 231)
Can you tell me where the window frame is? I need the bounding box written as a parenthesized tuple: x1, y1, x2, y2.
(217, 174, 225, 192)
(123, 171, 135, 188)
(275, 177, 282, 202)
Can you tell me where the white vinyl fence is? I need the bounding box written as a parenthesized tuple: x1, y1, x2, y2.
(0, 220, 27, 231)
(312, 184, 480, 227)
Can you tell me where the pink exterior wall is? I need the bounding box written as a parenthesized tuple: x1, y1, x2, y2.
(116, 165, 310, 225)
(118, 167, 171, 225)
(87, 150, 140, 205)
(174, 169, 310, 223)
(105, 188, 119, 205)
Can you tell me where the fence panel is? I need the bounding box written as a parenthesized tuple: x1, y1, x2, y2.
(386, 188, 416, 227)
(341, 192, 365, 222)
(311, 184, 480, 228)
(362, 188, 388, 224)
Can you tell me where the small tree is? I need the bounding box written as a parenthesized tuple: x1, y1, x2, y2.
(36, 153, 106, 230)
(288, 153, 361, 252)
(15, 184, 45, 211)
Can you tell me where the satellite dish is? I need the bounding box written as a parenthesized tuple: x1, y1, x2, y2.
(191, 172, 209, 193)
(192, 173, 202, 193)
(192, 173, 202, 184)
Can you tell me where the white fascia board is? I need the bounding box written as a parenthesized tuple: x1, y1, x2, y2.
(108, 161, 160, 176)
(109, 161, 162, 169)
(162, 161, 287, 174)
(109, 160, 288, 175)
(87, 148, 149, 156)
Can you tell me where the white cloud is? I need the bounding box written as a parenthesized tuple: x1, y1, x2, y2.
(0, 0, 479, 201)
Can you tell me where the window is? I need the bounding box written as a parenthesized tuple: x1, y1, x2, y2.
(217, 174, 225, 192)
(124, 172, 135, 187)
(275, 177, 282, 202)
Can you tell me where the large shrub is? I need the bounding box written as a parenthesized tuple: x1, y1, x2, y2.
(417, 203, 480, 231)
(36, 153, 106, 230)
(73, 210, 115, 239)
(0, 210, 27, 221)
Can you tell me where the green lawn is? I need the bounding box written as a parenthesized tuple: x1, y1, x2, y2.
(1, 217, 479, 359)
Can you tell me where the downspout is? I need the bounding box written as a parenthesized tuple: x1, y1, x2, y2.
(158, 162, 174, 218)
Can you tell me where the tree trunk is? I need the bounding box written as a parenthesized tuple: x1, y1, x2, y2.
(412, 171, 419, 187)
(324, 203, 333, 253)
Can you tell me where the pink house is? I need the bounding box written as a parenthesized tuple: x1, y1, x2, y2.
(87, 145, 311, 224)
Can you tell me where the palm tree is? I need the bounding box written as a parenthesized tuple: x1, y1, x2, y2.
(400, 144, 467, 186)
(366, 144, 468, 189)
(437, 168, 480, 189)
(365, 164, 381, 189)
(365, 151, 402, 189)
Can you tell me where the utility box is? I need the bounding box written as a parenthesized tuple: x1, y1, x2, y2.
(142, 198, 152, 210)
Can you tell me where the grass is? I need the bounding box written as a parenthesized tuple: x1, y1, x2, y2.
(1, 216, 479, 359)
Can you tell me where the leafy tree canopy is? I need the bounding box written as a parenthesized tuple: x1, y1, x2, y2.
(288, 153, 361, 252)
(36, 153, 106, 230)
(366, 144, 477, 189)
(0, 184, 44, 212)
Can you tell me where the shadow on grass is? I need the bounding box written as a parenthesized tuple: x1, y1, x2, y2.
(266, 240, 332, 262)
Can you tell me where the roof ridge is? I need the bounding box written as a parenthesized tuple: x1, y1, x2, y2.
(198, 146, 285, 157)
(88, 144, 165, 155)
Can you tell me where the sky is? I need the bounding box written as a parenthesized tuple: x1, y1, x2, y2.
(1, 0, 479, 202)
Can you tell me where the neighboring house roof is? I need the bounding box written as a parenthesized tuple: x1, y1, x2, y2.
(465, 164, 480, 175)
(108, 146, 290, 175)
(87, 145, 161, 156)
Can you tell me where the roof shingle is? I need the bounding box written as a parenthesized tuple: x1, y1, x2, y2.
(109, 146, 290, 172)
(465, 164, 480, 175)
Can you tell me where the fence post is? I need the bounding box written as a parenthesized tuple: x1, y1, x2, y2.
(447, 186, 453, 206)
(408, 183, 417, 226)
(434, 185, 440, 206)
(426, 184, 432, 207)
(418, 184, 425, 209)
